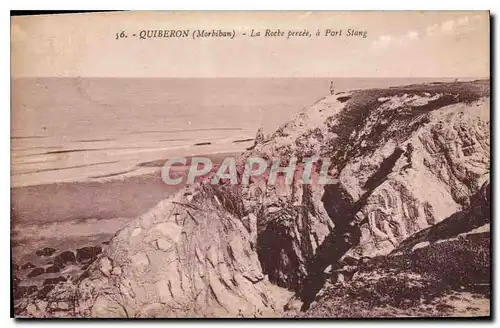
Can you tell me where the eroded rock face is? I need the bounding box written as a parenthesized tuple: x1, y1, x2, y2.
(343, 100, 490, 257)
(241, 82, 490, 291)
(68, 188, 291, 318)
(287, 186, 491, 318)
(17, 81, 490, 318)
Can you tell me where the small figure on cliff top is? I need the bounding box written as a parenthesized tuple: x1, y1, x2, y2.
(330, 81, 335, 95)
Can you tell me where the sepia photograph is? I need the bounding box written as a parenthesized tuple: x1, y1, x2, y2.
(10, 11, 491, 318)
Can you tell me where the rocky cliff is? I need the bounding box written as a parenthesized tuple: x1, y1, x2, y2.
(289, 181, 490, 317)
(15, 80, 490, 318)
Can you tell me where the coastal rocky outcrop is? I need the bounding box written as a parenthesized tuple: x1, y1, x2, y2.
(14, 80, 490, 317)
(288, 182, 490, 317)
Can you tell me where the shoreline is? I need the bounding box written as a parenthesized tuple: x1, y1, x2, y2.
(11, 151, 240, 260)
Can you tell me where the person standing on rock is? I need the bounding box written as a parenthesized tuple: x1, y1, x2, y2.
(330, 81, 335, 95)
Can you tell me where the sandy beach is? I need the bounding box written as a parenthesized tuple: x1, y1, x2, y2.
(11, 151, 239, 265)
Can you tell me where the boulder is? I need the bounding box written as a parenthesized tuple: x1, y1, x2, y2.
(36, 247, 57, 257)
(37, 285, 55, 299)
(55, 250, 76, 266)
(43, 276, 67, 285)
(76, 246, 102, 263)
(14, 285, 37, 299)
(21, 262, 36, 270)
(27, 267, 45, 278)
(45, 264, 62, 274)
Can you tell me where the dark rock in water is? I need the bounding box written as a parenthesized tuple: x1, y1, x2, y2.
(337, 96, 351, 103)
(36, 247, 57, 257)
(43, 276, 67, 285)
(14, 286, 26, 299)
(27, 267, 45, 278)
(76, 245, 102, 263)
(37, 285, 55, 299)
(55, 250, 76, 266)
(13, 263, 19, 271)
(45, 264, 62, 274)
(26, 285, 38, 295)
(194, 142, 211, 146)
(21, 262, 36, 270)
(13, 285, 38, 299)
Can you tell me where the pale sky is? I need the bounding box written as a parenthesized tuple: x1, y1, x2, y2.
(11, 11, 490, 78)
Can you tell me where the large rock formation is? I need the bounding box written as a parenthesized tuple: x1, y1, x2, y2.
(289, 182, 490, 317)
(15, 80, 490, 318)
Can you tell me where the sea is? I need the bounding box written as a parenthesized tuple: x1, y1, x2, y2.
(11, 77, 463, 187)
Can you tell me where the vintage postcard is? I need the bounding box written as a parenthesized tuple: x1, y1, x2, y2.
(11, 11, 490, 318)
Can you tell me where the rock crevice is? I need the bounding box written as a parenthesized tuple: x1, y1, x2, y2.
(15, 80, 490, 318)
